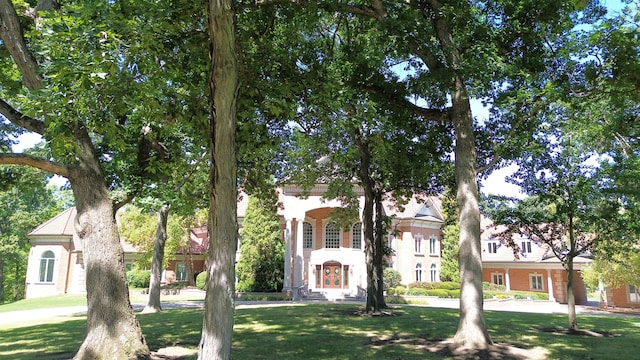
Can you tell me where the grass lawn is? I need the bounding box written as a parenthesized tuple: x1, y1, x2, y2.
(1, 302, 639, 359)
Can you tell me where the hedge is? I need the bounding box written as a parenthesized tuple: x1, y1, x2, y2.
(196, 271, 207, 290)
(126, 269, 150, 288)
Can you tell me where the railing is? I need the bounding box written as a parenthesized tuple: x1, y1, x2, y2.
(356, 285, 367, 300)
(292, 284, 308, 301)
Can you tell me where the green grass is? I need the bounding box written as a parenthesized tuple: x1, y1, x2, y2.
(1, 302, 640, 359)
(0, 294, 87, 313)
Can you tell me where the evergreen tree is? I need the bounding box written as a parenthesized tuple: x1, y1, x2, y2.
(236, 195, 284, 292)
(440, 188, 460, 283)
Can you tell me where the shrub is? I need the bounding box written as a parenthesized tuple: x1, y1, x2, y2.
(196, 271, 207, 290)
(383, 268, 402, 290)
(439, 281, 460, 290)
(126, 269, 150, 288)
(425, 289, 450, 298)
(394, 285, 406, 296)
(407, 287, 429, 296)
(448, 289, 460, 298)
(385, 295, 408, 304)
(408, 282, 432, 290)
(482, 281, 491, 290)
(236, 293, 291, 301)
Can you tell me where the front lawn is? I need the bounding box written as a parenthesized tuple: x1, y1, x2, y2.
(1, 303, 639, 359)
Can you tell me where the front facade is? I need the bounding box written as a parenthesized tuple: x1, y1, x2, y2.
(277, 185, 445, 298)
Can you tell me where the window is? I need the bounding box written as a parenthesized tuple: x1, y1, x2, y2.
(629, 285, 640, 302)
(429, 236, 438, 255)
(414, 235, 423, 254)
(125, 263, 134, 272)
(430, 263, 438, 282)
(352, 223, 362, 249)
(303, 222, 313, 248)
(487, 242, 498, 254)
(388, 235, 395, 251)
(530, 274, 543, 290)
(415, 263, 423, 282)
(325, 222, 340, 248)
(176, 263, 188, 282)
(39, 250, 55, 283)
(492, 273, 503, 286)
(521, 240, 532, 254)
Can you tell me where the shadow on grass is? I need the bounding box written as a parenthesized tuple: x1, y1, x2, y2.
(2, 304, 640, 360)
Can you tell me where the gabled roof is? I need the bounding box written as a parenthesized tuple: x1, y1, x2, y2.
(28, 207, 76, 237)
(383, 195, 444, 223)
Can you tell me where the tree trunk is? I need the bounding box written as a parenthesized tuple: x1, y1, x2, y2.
(198, 0, 239, 359)
(71, 172, 149, 359)
(143, 204, 169, 314)
(372, 191, 387, 309)
(566, 256, 578, 331)
(0, 258, 4, 303)
(451, 76, 492, 348)
(355, 128, 386, 313)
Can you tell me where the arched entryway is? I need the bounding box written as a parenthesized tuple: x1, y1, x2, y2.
(317, 261, 349, 289)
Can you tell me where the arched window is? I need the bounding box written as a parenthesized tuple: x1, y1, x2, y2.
(303, 222, 313, 248)
(39, 250, 55, 283)
(325, 222, 340, 248)
(430, 263, 438, 282)
(429, 236, 438, 255)
(352, 222, 362, 249)
(415, 263, 423, 282)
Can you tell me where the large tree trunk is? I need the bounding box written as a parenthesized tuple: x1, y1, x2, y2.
(371, 191, 387, 309)
(198, 0, 239, 358)
(143, 204, 169, 314)
(355, 128, 387, 313)
(71, 168, 149, 359)
(0, 258, 4, 303)
(450, 76, 492, 348)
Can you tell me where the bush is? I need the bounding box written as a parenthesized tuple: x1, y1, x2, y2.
(196, 271, 207, 290)
(383, 268, 402, 290)
(407, 282, 432, 290)
(439, 281, 460, 290)
(385, 295, 408, 304)
(407, 287, 429, 296)
(394, 285, 406, 296)
(425, 289, 450, 298)
(126, 269, 150, 288)
(447, 289, 460, 298)
(236, 293, 291, 301)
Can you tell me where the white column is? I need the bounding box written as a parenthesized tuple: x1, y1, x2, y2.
(283, 219, 292, 292)
(547, 269, 555, 302)
(505, 268, 511, 292)
(294, 218, 304, 288)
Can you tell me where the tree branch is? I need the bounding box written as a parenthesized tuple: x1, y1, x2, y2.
(0, 98, 46, 134)
(359, 83, 451, 123)
(0, 152, 70, 177)
(0, 0, 44, 90)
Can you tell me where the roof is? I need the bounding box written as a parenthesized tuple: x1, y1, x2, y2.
(28, 207, 76, 237)
(383, 195, 444, 223)
(29, 207, 140, 254)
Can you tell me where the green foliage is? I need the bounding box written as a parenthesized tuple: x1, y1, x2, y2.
(195, 271, 207, 291)
(425, 289, 452, 298)
(126, 269, 150, 289)
(439, 189, 460, 283)
(384, 295, 408, 304)
(236, 293, 291, 301)
(438, 282, 461, 290)
(407, 288, 429, 296)
(236, 195, 284, 292)
(383, 268, 402, 290)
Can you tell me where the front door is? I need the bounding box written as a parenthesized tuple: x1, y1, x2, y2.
(323, 262, 342, 289)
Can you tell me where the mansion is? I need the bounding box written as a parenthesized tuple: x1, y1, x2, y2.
(24, 184, 640, 308)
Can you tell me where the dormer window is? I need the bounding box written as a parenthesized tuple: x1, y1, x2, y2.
(521, 240, 532, 254)
(487, 242, 499, 254)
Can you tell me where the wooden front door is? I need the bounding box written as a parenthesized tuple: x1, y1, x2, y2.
(323, 263, 342, 289)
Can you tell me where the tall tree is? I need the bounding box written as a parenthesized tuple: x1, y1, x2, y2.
(484, 123, 621, 331)
(0, 1, 202, 357)
(236, 195, 284, 292)
(198, 0, 239, 358)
